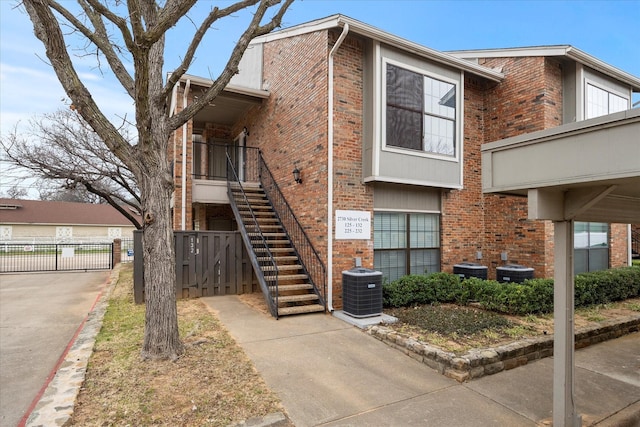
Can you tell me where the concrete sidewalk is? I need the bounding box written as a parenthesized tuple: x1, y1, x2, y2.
(202, 296, 640, 427)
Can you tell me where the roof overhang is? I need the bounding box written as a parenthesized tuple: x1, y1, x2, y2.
(252, 14, 505, 83)
(482, 108, 640, 223)
(173, 74, 270, 129)
(449, 45, 640, 92)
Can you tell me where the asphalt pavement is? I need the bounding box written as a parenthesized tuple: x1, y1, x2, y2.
(0, 270, 110, 427)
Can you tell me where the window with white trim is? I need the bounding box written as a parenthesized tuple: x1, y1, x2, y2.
(108, 227, 122, 239)
(585, 82, 629, 119)
(385, 63, 457, 157)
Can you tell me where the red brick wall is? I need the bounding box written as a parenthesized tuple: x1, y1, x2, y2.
(330, 32, 373, 308)
(610, 223, 629, 268)
(171, 85, 195, 230)
(441, 75, 486, 271)
(479, 57, 564, 278)
(241, 30, 332, 291)
(243, 30, 373, 308)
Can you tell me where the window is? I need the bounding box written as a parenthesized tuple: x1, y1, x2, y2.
(374, 212, 440, 282)
(108, 227, 122, 239)
(386, 63, 456, 157)
(574, 222, 609, 274)
(56, 226, 73, 242)
(585, 83, 629, 119)
(0, 226, 12, 241)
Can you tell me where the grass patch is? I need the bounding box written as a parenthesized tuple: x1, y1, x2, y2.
(71, 264, 284, 426)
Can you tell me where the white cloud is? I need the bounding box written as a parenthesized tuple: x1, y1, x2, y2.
(0, 61, 135, 136)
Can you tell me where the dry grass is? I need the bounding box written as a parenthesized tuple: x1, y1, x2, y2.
(71, 264, 284, 426)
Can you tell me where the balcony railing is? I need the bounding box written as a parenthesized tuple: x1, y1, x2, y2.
(193, 142, 259, 182)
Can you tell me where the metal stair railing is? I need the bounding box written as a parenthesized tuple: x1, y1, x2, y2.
(258, 153, 327, 311)
(226, 151, 279, 318)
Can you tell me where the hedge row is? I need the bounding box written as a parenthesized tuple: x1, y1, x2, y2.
(382, 266, 640, 315)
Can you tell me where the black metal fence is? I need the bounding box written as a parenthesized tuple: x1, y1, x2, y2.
(0, 242, 114, 273)
(121, 238, 135, 263)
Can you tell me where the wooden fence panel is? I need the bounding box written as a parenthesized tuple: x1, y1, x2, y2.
(133, 230, 256, 303)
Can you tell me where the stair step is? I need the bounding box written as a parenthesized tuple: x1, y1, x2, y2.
(250, 239, 290, 246)
(278, 273, 309, 281)
(254, 247, 294, 253)
(278, 304, 325, 316)
(238, 205, 272, 211)
(231, 183, 262, 190)
(262, 264, 302, 272)
(277, 283, 314, 291)
(233, 193, 269, 203)
(278, 294, 319, 303)
(278, 264, 302, 271)
(242, 211, 277, 217)
(276, 256, 300, 261)
(238, 202, 271, 208)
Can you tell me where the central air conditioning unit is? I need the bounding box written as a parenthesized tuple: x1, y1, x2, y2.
(497, 264, 534, 283)
(342, 267, 383, 318)
(453, 262, 488, 280)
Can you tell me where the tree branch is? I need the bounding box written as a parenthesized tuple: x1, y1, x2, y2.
(169, 0, 294, 130)
(163, 0, 261, 98)
(23, 0, 138, 175)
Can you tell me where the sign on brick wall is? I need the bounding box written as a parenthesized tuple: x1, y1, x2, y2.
(335, 210, 371, 240)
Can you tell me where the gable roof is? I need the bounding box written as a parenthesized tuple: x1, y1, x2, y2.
(0, 199, 138, 227)
(447, 45, 640, 91)
(250, 14, 505, 83)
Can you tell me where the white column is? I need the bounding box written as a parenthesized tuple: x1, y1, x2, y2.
(553, 220, 581, 426)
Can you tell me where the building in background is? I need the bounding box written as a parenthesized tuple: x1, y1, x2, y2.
(0, 198, 138, 244)
(168, 15, 640, 312)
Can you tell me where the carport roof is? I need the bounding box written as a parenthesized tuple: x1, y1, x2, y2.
(482, 108, 640, 224)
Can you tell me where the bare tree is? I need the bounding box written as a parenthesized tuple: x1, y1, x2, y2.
(20, 0, 294, 360)
(0, 184, 29, 199)
(1, 109, 142, 228)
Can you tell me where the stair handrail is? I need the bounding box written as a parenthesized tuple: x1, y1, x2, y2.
(226, 151, 279, 318)
(258, 153, 327, 311)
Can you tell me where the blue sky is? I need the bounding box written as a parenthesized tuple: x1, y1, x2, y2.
(1, 0, 639, 194)
(1, 0, 639, 134)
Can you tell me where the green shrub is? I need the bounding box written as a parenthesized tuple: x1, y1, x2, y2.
(383, 266, 640, 315)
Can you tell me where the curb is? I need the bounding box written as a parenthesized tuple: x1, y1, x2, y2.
(23, 266, 120, 427)
(368, 314, 640, 382)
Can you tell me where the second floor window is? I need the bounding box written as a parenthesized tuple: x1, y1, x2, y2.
(386, 63, 456, 157)
(585, 83, 629, 119)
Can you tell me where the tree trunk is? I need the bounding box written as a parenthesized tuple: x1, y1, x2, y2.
(139, 159, 184, 360)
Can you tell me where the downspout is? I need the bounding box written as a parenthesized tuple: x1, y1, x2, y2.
(181, 79, 191, 230)
(628, 224, 633, 266)
(327, 23, 349, 312)
(169, 82, 179, 221)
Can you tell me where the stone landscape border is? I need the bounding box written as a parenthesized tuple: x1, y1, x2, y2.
(367, 315, 640, 382)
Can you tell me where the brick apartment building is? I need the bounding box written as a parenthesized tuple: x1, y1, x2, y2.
(168, 15, 640, 314)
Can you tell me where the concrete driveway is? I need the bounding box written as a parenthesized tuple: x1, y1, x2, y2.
(0, 271, 110, 427)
